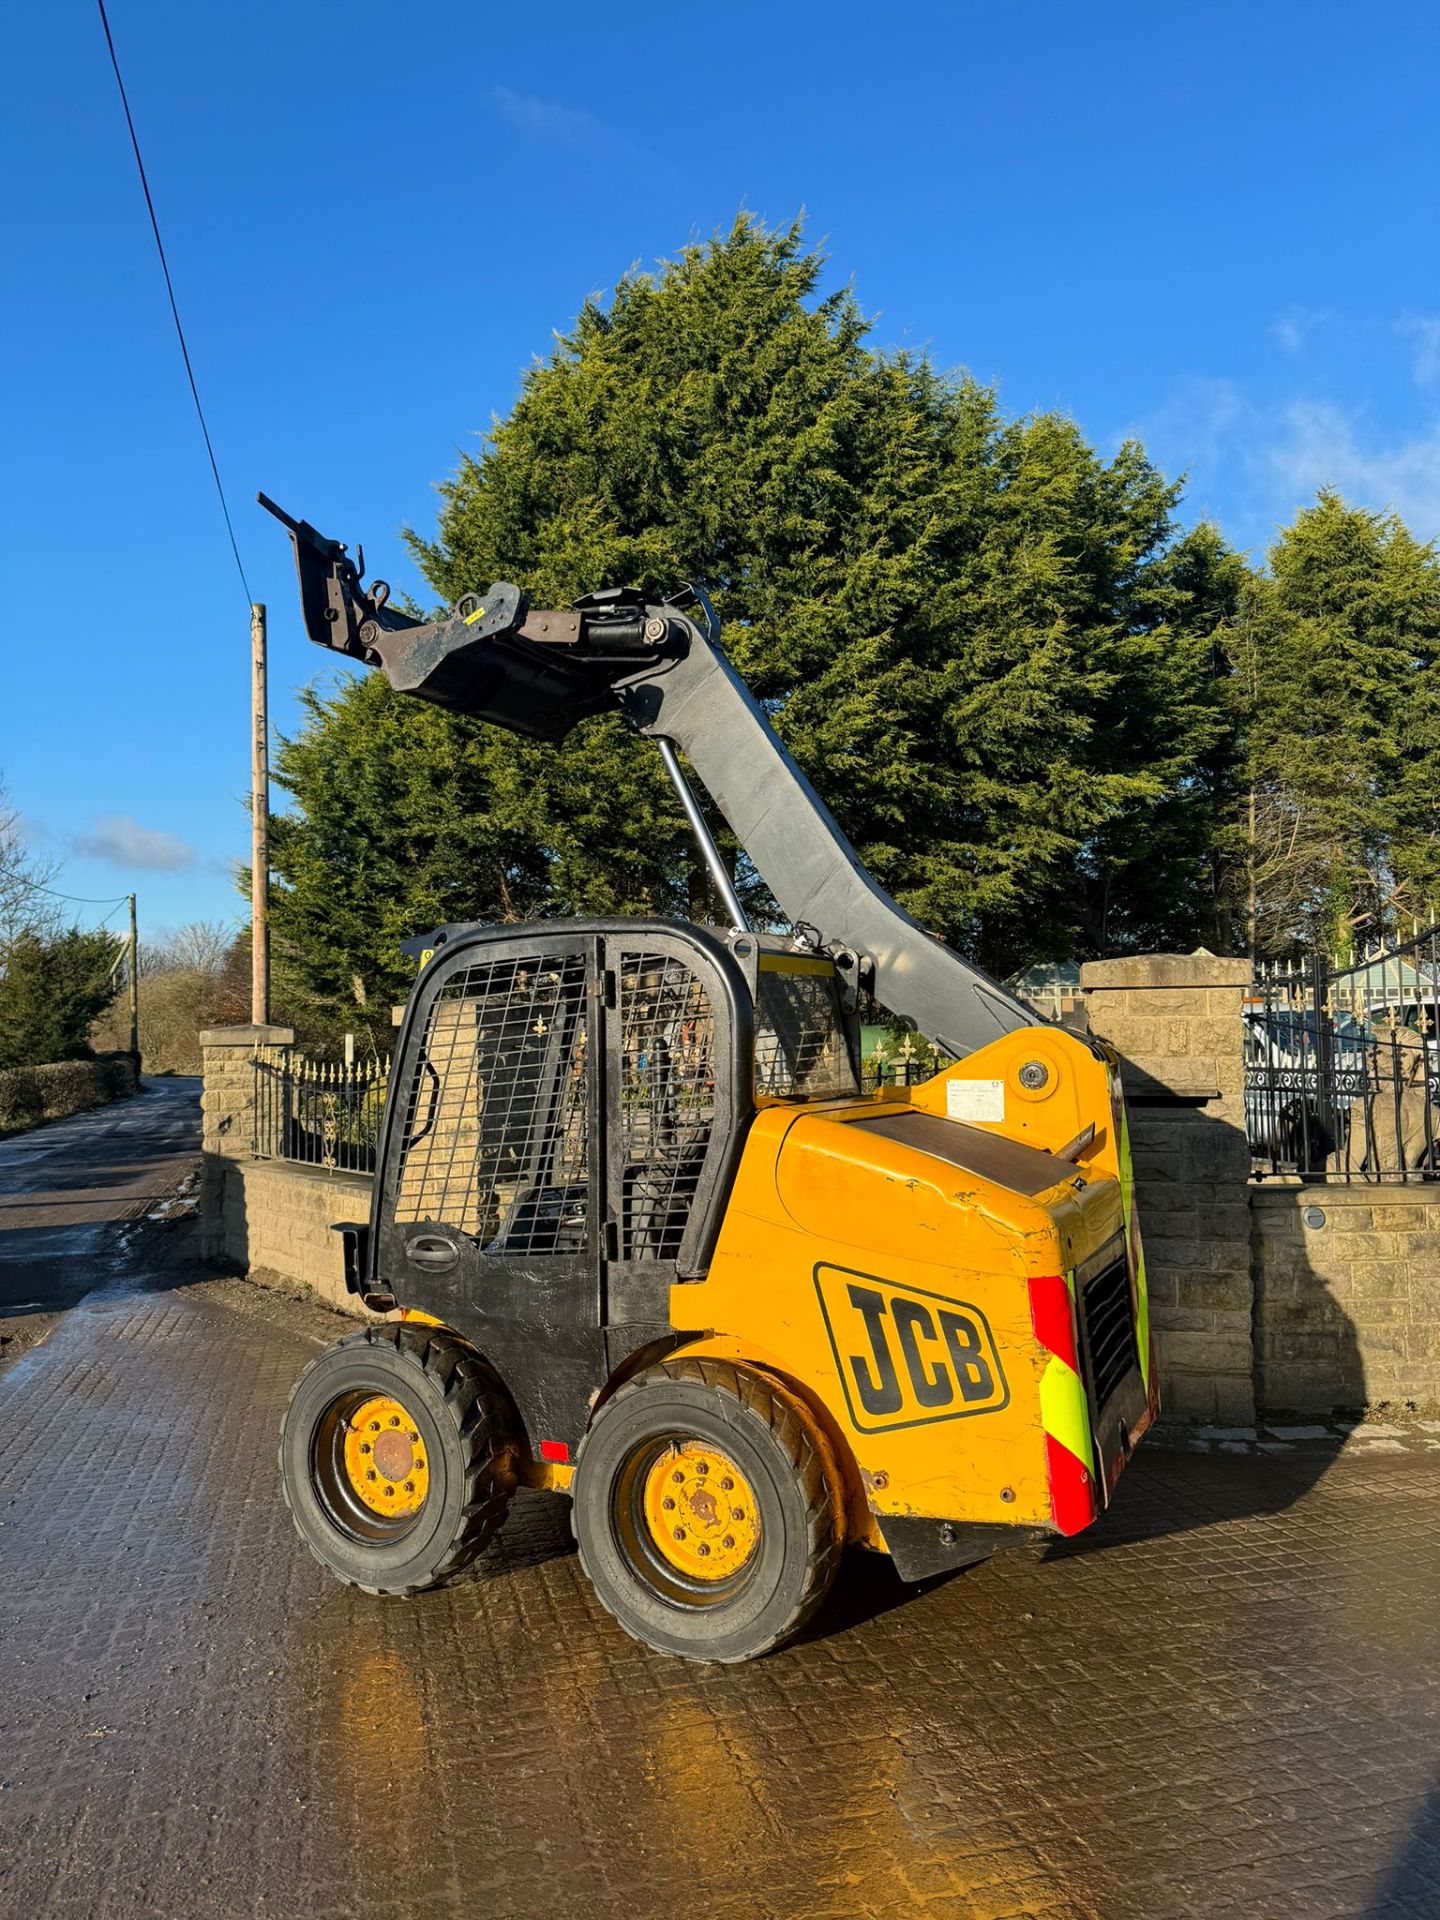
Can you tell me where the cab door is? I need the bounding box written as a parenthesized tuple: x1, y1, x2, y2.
(377, 931, 604, 1452)
(600, 929, 747, 1344)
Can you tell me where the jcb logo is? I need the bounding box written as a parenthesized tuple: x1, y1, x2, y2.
(814, 1265, 1009, 1434)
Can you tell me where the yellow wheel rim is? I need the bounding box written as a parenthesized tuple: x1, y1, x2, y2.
(641, 1440, 760, 1582)
(342, 1394, 429, 1519)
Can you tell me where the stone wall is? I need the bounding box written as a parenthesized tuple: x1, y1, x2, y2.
(1081, 955, 1257, 1425)
(1082, 956, 1440, 1420)
(207, 1155, 373, 1314)
(1252, 1186, 1440, 1414)
(200, 1025, 372, 1319)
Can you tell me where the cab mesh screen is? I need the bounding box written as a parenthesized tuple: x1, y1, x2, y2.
(394, 952, 589, 1253)
(617, 953, 715, 1261)
(754, 970, 858, 1098)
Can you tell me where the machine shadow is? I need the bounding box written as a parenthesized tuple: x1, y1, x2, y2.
(793, 1547, 960, 1646)
(1047, 1084, 1366, 1562)
(812, 1082, 1373, 1634)
(1362, 1773, 1440, 1916)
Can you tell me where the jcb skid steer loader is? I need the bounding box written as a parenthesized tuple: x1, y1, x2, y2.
(263, 494, 1157, 1662)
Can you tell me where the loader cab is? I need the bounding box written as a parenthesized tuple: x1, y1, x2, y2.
(361, 919, 860, 1453)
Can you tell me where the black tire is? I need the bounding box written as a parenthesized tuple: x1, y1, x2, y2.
(572, 1357, 841, 1663)
(279, 1325, 516, 1596)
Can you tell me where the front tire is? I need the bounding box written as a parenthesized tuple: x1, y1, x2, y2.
(279, 1325, 516, 1595)
(572, 1357, 841, 1662)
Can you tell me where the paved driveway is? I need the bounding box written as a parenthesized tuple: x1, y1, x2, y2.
(0, 1265, 1436, 1920)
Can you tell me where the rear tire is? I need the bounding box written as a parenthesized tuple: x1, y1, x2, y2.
(572, 1357, 840, 1663)
(279, 1325, 516, 1595)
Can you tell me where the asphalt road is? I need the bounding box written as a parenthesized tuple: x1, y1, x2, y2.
(0, 1078, 200, 1316)
(1, 1257, 1437, 1919)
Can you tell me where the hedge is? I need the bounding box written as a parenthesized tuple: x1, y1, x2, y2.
(0, 1054, 138, 1135)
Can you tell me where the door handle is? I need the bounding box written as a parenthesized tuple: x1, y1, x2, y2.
(406, 1233, 460, 1273)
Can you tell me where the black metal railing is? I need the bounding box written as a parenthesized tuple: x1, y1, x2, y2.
(1245, 927, 1440, 1182)
(865, 1041, 947, 1090)
(253, 1050, 389, 1174)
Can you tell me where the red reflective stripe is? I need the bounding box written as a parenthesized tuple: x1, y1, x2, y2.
(1045, 1432, 1096, 1537)
(539, 1439, 570, 1464)
(1028, 1272, 1079, 1373)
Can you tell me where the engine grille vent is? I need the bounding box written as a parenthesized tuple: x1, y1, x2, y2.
(1081, 1253, 1139, 1412)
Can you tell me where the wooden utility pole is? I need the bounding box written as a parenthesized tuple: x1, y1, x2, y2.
(251, 601, 270, 1025)
(127, 892, 139, 1061)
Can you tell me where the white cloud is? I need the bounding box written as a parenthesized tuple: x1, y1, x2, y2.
(73, 815, 200, 873)
(1134, 376, 1248, 470)
(1127, 377, 1440, 552)
(1264, 400, 1440, 540)
(1398, 314, 1440, 390)
(1271, 307, 1330, 354)
(489, 86, 605, 147)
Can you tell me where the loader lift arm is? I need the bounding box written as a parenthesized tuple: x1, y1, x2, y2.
(259, 494, 1042, 1059)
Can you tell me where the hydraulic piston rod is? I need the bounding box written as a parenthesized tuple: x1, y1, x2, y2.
(653, 738, 750, 934)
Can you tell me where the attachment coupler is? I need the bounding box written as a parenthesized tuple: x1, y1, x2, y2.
(257, 493, 686, 742)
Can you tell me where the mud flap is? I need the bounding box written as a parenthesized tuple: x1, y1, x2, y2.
(876, 1514, 1044, 1583)
(331, 1221, 370, 1297)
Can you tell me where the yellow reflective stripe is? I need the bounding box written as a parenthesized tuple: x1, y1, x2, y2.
(1039, 1353, 1092, 1468)
(758, 952, 834, 977)
(1115, 1098, 1152, 1391)
(462, 604, 488, 626)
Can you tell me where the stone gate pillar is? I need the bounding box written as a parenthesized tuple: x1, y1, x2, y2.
(1080, 955, 1255, 1426)
(198, 1024, 294, 1263)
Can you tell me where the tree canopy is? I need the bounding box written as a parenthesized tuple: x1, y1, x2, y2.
(1226, 492, 1440, 954)
(0, 777, 59, 948)
(263, 214, 1440, 1034)
(0, 927, 120, 1070)
(268, 216, 1249, 1030)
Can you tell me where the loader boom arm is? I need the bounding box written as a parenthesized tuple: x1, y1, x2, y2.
(260, 495, 1042, 1057)
(609, 623, 1039, 1056)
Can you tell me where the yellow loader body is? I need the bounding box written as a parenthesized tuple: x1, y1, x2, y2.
(672, 1027, 1154, 1566)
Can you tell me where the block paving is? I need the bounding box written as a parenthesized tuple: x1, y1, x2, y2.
(1, 1271, 1437, 1920)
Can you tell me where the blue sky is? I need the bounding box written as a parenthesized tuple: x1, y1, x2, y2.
(4, 1, 1438, 936)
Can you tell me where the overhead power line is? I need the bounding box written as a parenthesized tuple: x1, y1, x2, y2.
(95, 0, 254, 610)
(26, 881, 133, 908)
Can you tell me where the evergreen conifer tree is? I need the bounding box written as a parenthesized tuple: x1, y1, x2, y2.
(1231, 491, 1440, 952)
(267, 216, 1245, 1026)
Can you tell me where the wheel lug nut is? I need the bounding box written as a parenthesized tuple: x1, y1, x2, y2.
(720, 1477, 734, 1491)
(366, 1469, 377, 1481)
(697, 1543, 710, 1557)
(370, 1421, 380, 1432)
(695, 1461, 708, 1475)
(390, 1416, 400, 1427)
(404, 1481, 415, 1493)
(673, 1527, 686, 1541)
(662, 1497, 675, 1510)
(723, 1535, 735, 1550)
(732, 1508, 745, 1521)
(671, 1469, 684, 1483)
(359, 1442, 371, 1454)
